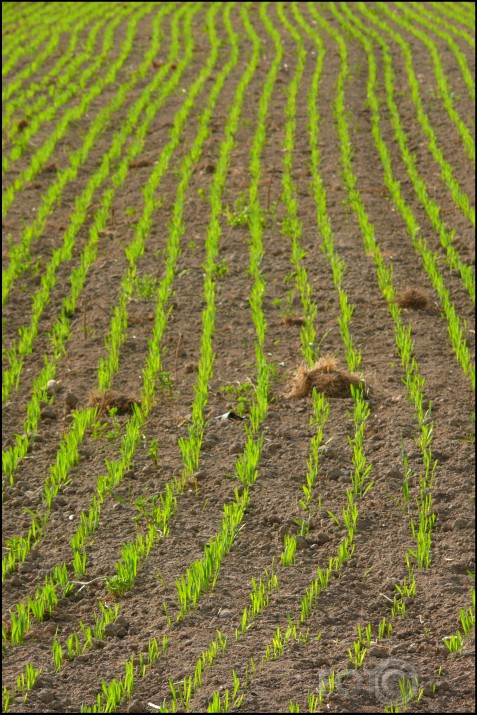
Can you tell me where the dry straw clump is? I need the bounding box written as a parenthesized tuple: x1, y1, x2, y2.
(395, 287, 432, 310)
(285, 356, 365, 399)
(281, 315, 306, 326)
(87, 390, 140, 415)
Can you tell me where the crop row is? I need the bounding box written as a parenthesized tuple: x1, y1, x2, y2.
(2, 4, 116, 140)
(2, 3, 82, 79)
(333, 3, 475, 389)
(79, 3, 427, 710)
(383, 2, 474, 165)
(2, 4, 155, 211)
(2, 3, 160, 310)
(2, 3, 199, 496)
(3, 1, 226, 589)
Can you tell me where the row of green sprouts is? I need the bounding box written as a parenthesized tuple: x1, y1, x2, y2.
(2, 4, 155, 213)
(2, 4, 121, 140)
(3, 0, 228, 635)
(203, 3, 372, 709)
(78, 2, 282, 709)
(2, 2, 197, 488)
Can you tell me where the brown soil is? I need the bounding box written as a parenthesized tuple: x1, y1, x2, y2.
(2, 3, 475, 714)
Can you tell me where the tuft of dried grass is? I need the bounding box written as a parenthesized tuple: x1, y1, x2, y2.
(285, 356, 365, 399)
(281, 315, 306, 326)
(87, 390, 140, 415)
(396, 287, 432, 310)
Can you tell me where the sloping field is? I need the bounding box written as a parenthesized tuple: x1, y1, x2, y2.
(2, 2, 475, 712)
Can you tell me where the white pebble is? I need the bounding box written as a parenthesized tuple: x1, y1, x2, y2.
(47, 379, 59, 395)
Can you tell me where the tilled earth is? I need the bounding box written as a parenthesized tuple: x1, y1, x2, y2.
(2, 2, 475, 713)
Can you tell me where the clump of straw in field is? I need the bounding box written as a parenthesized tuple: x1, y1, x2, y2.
(285, 355, 365, 399)
(395, 287, 433, 310)
(281, 315, 306, 326)
(87, 390, 140, 415)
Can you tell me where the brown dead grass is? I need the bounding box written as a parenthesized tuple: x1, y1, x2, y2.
(87, 390, 140, 415)
(281, 316, 306, 326)
(396, 287, 432, 310)
(285, 356, 365, 399)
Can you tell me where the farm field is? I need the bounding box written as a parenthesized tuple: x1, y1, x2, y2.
(1, 1, 475, 712)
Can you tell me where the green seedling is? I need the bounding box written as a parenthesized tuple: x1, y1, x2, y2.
(272, 288, 298, 318)
(326, 509, 341, 526)
(378, 617, 393, 639)
(148, 438, 159, 464)
(348, 633, 367, 669)
(292, 515, 311, 536)
(398, 675, 424, 707)
(213, 259, 228, 278)
(132, 274, 159, 300)
(225, 191, 252, 227)
(52, 631, 63, 672)
(133, 494, 159, 524)
(281, 534, 297, 566)
(443, 631, 464, 654)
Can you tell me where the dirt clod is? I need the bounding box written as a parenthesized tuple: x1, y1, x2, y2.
(295, 535, 308, 550)
(40, 406, 57, 420)
(65, 392, 79, 410)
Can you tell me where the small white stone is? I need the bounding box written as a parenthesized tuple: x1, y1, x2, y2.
(47, 379, 59, 395)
